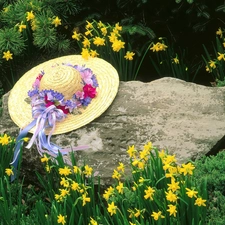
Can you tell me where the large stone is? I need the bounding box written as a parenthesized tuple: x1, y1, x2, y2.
(1, 77, 225, 185)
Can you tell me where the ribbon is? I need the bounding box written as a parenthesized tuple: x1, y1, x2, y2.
(10, 104, 89, 181)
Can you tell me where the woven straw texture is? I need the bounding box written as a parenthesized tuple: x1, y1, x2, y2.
(8, 55, 119, 135)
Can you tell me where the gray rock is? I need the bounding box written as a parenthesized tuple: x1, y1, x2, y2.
(1, 77, 225, 185)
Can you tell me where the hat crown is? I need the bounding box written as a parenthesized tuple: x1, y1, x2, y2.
(39, 64, 82, 100)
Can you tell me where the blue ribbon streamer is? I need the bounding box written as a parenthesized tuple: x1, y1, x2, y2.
(10, 120, 37, 181)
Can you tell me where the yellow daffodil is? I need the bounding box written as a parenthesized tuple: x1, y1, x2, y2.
(86, 21, 93, 29)
(209, 60, 216, 69)
(101, 27, 107, 36)
(18, 22, 26, 32)
(85, 29, 93, 36)
(52, 16, 61, 27)
(45, 164, 51, 173)
(57, 214, 66, 225)
(73, 165, 81, 174)
(72, 31, 81, 41)
(111, 39, 125, 52)
(151, 211, 165, 220)
(127, 145, 136, 158)
(5, 168, 14, 176)
(81, 48, 90, 60)
(107, 202, 117, 216)
(82, 193, 91, 206)
(150, 42, 168, 52)
(117, 162, 125, 172)
(90, 49, 99, 57)
(59, 188, 70, 197)
(60, 177, 70, 188)
(180, 162, 195, 175)
(71, 181, 79, 191)
(3, 50, 13, 61)
(186, 188, 198, 198)
(82, 37, 91, 48)
(97, 21, 104, 28)
(167, 204, 177, 217)
(93, 36, 105, 46)
(31, 19, 37, 31)
(108, 32, 118, 43)
(26, 11, 35, 21)
(216, 27, 223, 38)
(0, 133, 11, 145)
(172, 56, 179, 64)
(83, 165, 93, 176)
(124, 51, 135, 60)
(167, 178, 180, 192)
(103, 186, 114, 201)
(116, 181, 124, 194)
(195, 197, 207, 207)
(58, 166, 72, 176)
(165, 190, 178, 202)
(217, 52, 225, 61)
(144, 186, 155, 200)
(40, 154, 49, 163)
(89, 217, 98, 225)
(112, 169, 121, 180)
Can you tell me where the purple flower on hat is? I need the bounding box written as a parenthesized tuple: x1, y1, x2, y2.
(80, 68, 94, 85)
(81, 97, 92, 106)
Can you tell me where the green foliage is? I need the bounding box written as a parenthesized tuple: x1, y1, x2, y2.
(194, 151, 225, 224)
(202, 28, 225, 86)
(149, 38, 200, 82)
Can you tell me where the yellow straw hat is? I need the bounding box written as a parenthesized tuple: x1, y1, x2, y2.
(8, 55, 119, 134)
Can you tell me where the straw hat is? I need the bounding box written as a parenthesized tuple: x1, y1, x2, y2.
(8, 55, 119, 135)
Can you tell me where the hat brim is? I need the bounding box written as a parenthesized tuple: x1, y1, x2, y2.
(8, 55, 119, 135)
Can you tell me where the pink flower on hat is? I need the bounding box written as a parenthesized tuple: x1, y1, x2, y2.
(83, 84, 97, 98)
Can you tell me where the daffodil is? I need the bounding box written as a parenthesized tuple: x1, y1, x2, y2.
(86, 21, 93, 29)
(103, 186, 114, 201)
(107, 202, 117, 216)
(167, 204, 177, 217)
(217, 52, 225, 61)
(0, 133, 11, 145)
(83, 165, 93, 176)
(116, 181, 124, 194)
(81, 48, 90, 60)
(72, 31, 81, 41)
(195, 197, 207, 207)
(167, 178, 180, 192)
(209, 60, 216, 69)
(180, 162, 195, 175)
(165, 190, 178, 202)
(40, 154, 49, 163)
(26, 11, 35, 21)
(71, 181, 79, 191)
(59, 166, 72, 176)
(52, 16, 61, 27)
(127, 145, 136, 158)
(186, 188, 198, 198)
(93, 36, 105, 46)
(2, 50, 13, 61)
(144, 186, 155, 200)
(90, 49, 99, 57)
(112, 169, 121, 180)
(216, 27, 223, 38)
(18, 22, 26, 32)
(111, 39, 125, 52)
(5, 168, 14, 176)
(151, 211, 165, 220)
(89, 217, 98, 225)
(124, 51, 135, 60)
(82, 193, 91, 206)
(57, 214, 66, 225)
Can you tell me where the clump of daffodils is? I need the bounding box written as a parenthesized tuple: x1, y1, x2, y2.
(36, 142, 207, 224)
(104, 142, 207, 224)
(203, 27, 225, 85)
(72, 20, 151, 81)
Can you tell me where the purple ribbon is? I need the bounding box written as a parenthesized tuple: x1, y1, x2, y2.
(10, 103, 89, 181)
